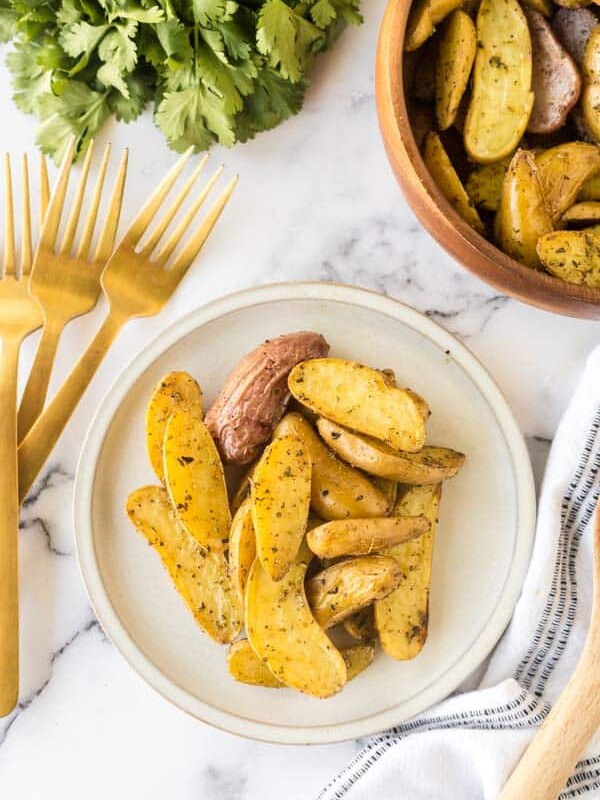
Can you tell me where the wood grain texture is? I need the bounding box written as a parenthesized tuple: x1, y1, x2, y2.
(375, 0, 600, 319)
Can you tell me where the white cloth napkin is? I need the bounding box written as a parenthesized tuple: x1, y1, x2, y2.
(318, 346, 600, 800)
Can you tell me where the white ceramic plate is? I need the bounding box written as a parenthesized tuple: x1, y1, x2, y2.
(74, 282, 535, 744)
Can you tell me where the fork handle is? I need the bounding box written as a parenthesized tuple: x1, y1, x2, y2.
(18, 311, 125, 502)
(0, 336, 21, 716)
(18, 322, 62, 442)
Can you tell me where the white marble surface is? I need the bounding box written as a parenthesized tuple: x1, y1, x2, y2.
(0, 0, 598, 795)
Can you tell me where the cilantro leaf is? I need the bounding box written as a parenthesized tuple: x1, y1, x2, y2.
(256, 0, 322, 82)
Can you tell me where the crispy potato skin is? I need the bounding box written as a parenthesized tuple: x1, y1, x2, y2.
(582, 28, 600, 143)
(228, 499, 256, 602)
(464, 0, 534, 164)
(465, 158, 511, 212)
(552, 6, 598, 67)
(317, 417, 465, 483)
(306, 555, 402, 629)
(423, 132, 485, 233)
(288, 359, 426, 453)
(525, 8, 581, 134)
(307, 517, 430, 559)
(245, 550, 347, 697)
(436, 10, 477, 131)
(405, 0, 462, 50)
(251, 434, 311, 580)
(375, 484, 442, 660)
(145, 371, 203, 483)
(164, 411, 231, 551)
(205, 332, 329, 465)
(537, 226, 600, 285)
(562, 201, 600, 222)
(494, 149, 553, 267)
(536, 142, 600, 222)
(274, 413, 391, 520)
(127, 486, 242, 643)
(227, 640, 283, 688)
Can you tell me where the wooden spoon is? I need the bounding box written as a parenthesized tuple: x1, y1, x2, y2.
(498, 502, 600, 800)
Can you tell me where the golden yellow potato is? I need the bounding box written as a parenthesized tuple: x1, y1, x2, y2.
(306, 555, 402, 629)
(405, 0, 462, 51)
(251, 434, 311, 580)
(228, 498, 256, 602)
(245, 544, 347, 698)
(536, 142, 600, 222)
(372, 477, 398, 508)
(494, 149, 553, 268)
(436, 10, 477, 130)
(562, 201, 600, 223)
(375, 484, 442, 660)
(342, 644, 376, 680)
(465, 158, 510, 212)
(126, 486, 242, 643)
(227, 639, 283, 688)
(145, 371, 202, 483)
(464, 0, 534, 164)
(344, 606, 377, 642)
(164, 411, 231, 551)
(423, 132, 485, 234)
(537, 227, 600, 286)
(288, 359, 426, 453)
(307, 517, 430, 559)
(522, 0, 553, 15)
(317, 417, 465, 483)
(274, 413, 392, 521)
(579, 173, 600, 200)
(582, 29, 600, 141)
(229, 463, 256, 515)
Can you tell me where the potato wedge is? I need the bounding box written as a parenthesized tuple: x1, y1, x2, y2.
(126, 486, 242, 643)
(494, 149, 553, 267)
(373, 477, 398, 508)
(317, 418, 465, 483)
(164, 411, 231, 551)
(227, 640, 374, 687)
(465, 158, 510, 212)
(307, 517, 430, 559)
(145, 371, 203, 483)
(288, 359, 426, 453)
(344, 606, 377, 642)
(306, 555, 402, 629)
(552, 6, 598, 66)
(562, 201, 600, 222)
(245, 546, 347, 697)
(423, 132, 485, 234)
(227, 639, 283, 688)
(536, 142, 600, 222)
(436, 10, 477, 131)
(205, 331, 329, 464)
(274, 413, 391, 520)
(405, 0, 462, 51)
(410, 101, 436, 150)
(251, 434, 311, 580)
(230, 462, 256, 515)
(464, 0, 534, 164)
(582, 27, 600, 143)
(525, 8, 581, 134)
(228, 498, 256, 602)
(579, 173, 600, 200)
(375, 484, 442, 660)
(537, 227, 600, 286)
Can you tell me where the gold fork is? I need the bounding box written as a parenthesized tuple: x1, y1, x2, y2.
(18, 150, 237, 502)
(18, 139, 128, 440)
(0, 155, 45, 716)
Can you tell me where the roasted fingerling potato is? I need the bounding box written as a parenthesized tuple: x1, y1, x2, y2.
(435, 10, 477, 131)
(307, 517, 430, 559)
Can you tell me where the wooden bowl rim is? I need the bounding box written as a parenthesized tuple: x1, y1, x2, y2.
(375, 0, 600, 319)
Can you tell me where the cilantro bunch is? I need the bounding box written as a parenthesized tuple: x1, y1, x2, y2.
(0, 0, 362, 159)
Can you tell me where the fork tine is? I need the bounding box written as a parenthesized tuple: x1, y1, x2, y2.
(156, 164, 224, 264)
(40, 154, 50, 222)
(4, 155, 16, 275)
(90, 148, 128, 264)
(122, 147, 194, 246)
(139, 155, 209, 258)
(164, 175, 238, 280)
(21, 155, 32, 274)
(75, 143, 110, 261)
(60, 140, 95, 255)
(41, 135, 76, 250)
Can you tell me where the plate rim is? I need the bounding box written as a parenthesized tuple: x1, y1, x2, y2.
(73, 281, 536, 745)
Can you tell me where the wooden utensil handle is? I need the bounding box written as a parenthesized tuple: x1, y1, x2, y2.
(18, 322, 61, 442)
(18, 311, 125, 502)
(0, 337, 21, 716)
(498, 649, 600, 800)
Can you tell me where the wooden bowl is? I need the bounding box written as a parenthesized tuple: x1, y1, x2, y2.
(375, 0, 600, 320)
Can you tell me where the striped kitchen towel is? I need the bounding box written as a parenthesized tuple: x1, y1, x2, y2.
(318, 345, 600, 800)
